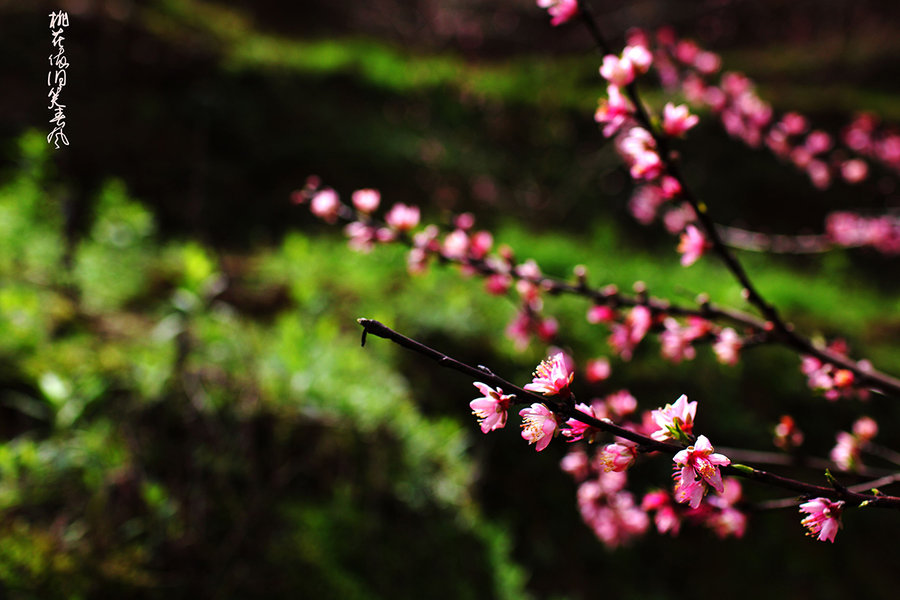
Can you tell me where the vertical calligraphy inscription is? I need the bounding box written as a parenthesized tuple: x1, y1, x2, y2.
(47, 11, 70, 149)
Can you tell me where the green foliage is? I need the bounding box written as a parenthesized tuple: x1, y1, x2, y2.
(0, 132, 528, 599)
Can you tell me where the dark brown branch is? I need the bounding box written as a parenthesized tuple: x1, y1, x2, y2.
(572, 2, 900, 397)
(357, 317, 900, 509)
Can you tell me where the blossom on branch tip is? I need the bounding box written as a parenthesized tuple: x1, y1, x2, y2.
(310, 188, 341, 223)
(662, 103, 699, 137)
(677, 224, 708, 266)
(385, 203, 420, 231)
(524, 352, 573, 397)
(351, 188, 380, 213)
(672, 435, 731, 509)
(536, 0, 578, 26)
(470, 382, 513, 433)
(799, 498, 844, 543)
(651, 394, 696, 442)
(519, 403, 560, 451)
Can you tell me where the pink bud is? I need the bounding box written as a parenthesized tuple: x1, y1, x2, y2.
(351, 188, 381, 213)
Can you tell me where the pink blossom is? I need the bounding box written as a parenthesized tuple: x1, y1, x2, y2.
(608, 305, 652, 361)
(852, 416, 878, 441)
(600, 54, 636, 87)
(578, 484, 648, 548)
(525, 352, 574, 397)
(351, 188, 380, 213)
(677, 224, 708, 266)
(683, 316, 712, 341)
(780, 112, 809, 136)
(385, 203, 420, 231)
(660, 175, 682, 199)
(505, 310, 533, 351)
(804, 130, 833, 155)
(536, 0, 579, 26)
(651, 394, 696, 442)
(442, 229, 469, 260)
(484, 273, 512, 295)
(628, 185, 665, 224)
(623, 45, 653, 74)
(470, 382, 513, 433)
(774, 415, 804, 450)
(595, 85, 635, 138)
(605, 390, 637, 417)
(519, 403, 559, 451)
(344, 221, 377, 252)
(702, 478, 747, 538)
(619, 127, 663, 180)
(663, 205, 694, 234)
(469, 230, 493, 259)
(712, 327, 742, 366)
(660, 318, 696, 363)
(807, 159, 831, 190)
(694, 50, 721, 74)
(673, 435, 731, 509)
(585, 358, 611, 383)
(310, 188, 341, 223)
(675, 39, 699, 64)
(662, 103, 699, 137)
(560, 449, 590, 481)
(841, 159, 868, 183)
(562, 402, 603, 443)
(597, 442, 638, 472)
(799, 497, 844, 543)
(586, 305, 616, 324)
(830, 431, 859, 471)
(536, 317, 558, 342)
(642, 490, 682, 535)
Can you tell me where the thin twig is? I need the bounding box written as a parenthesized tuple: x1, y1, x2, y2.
(357, 317, 900, 509)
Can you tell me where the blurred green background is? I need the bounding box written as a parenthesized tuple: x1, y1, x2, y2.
(0, 0, 899, 598)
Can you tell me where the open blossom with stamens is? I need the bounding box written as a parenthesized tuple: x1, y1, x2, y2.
(662, 103, 699, 137)
(519, 403, 560, 451)
(672, 435, 731, 509)
(524, 352, 573, 396)
(677, 224, 708, 266)
(597, 442, 638, 472)
(536, 0, 578, 26)
(470, 382, 513, 433)
(651, 394, 696, 442)
(799, 497, 844, 543)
